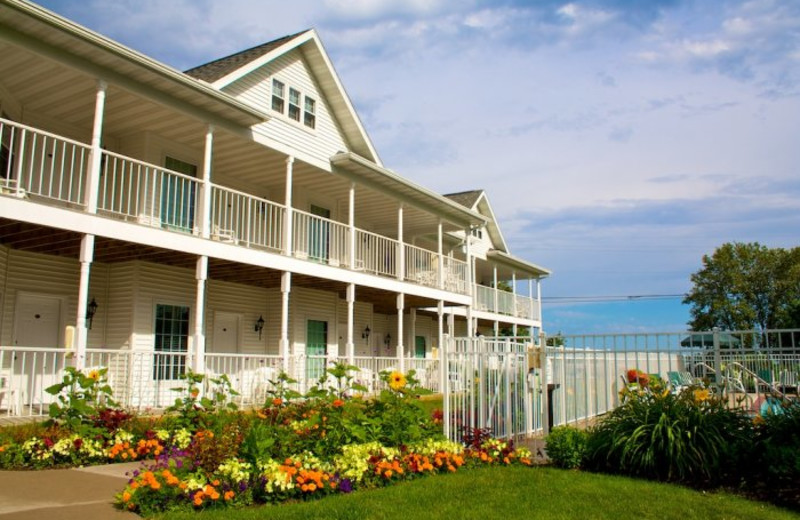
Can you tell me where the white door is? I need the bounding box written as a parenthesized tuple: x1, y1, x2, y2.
(12, 293, 63, 406)
(211, 312, 240, 354)
(14, 293, 61, 348)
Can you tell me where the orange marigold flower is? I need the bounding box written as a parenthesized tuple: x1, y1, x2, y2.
(122, 491, 131, 502)
(332, 399, 344, 408)
(273, 397, 283, 406)
(224, 490, 235, 501)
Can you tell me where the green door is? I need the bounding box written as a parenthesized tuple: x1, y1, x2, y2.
(415, 336, 426, 358)
(161, 156, 197, 232)
(306, 320, 327, 381)
(309, 204, 330, 263)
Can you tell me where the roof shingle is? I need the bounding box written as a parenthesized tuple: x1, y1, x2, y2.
(184, 30, 309, 82)
(443, 190, 484, 209)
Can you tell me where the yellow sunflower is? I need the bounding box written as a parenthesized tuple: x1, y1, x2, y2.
(87, 369, 101, 381)
(388, 371, 406, 391)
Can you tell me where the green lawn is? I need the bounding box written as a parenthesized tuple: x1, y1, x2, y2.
(155, 465, 797, 520)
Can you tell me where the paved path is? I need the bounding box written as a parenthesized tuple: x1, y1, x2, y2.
(0, 462, 141, 519)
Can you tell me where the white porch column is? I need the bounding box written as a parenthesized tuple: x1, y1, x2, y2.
(466, 305, 474, 337)
(437, 300, 444, 353)
(493, 266, 498, 314)
(74, 234, 95, 370)
(410, 308, 417, 360)
(511, 271, 518, 337)
(536, 278, 543, 323)
(200, 125, 214, 239)
(437, 220, 444, 289)
(280, 271, 292, 372)
(283, 156, 294, 256)
(346, 283, 355, 364)
(396, 293, 405, 371)
(193, 255, 208, 373)
(447, 310, 455, 336)
(348, 182, 356, 269)
(85, 80, 106, 213)
(494, 320, 499, 336)
(465, 228, 473, 295)
(437, 300, 445, 392)
(397, 204, 405, 281)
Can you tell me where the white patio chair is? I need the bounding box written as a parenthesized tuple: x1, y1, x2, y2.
(0, 369, 21, 416)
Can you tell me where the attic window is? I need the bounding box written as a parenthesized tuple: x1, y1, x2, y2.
(271, 79, 285, 113)
(471, 228, 483, 239)
(288, 88, 301, 121)
(304, 97, 316, 129)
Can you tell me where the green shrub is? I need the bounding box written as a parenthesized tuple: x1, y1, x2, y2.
(545, 426, 588, 469)
(584, 386, 751, 487)
(750, 399, 800, 493)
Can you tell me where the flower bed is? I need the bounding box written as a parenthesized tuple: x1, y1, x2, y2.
(0, 364, 535, 516)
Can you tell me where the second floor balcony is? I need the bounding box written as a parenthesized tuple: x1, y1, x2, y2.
(0, 118, 472, 295)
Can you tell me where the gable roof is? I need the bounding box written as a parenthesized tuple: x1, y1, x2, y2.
(444, 190, 483, 209)
(184, 32, 306, 83)
(444, 189, 509, 253)
(186, 29, 380, 165)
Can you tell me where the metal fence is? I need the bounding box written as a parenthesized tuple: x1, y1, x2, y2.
(442, 329, 800, 444)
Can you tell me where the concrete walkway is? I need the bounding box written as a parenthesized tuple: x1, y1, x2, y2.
(0, 461, 141, 519)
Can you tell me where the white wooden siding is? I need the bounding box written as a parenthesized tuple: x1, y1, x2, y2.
(290, 287, 338, 357)
(223, 48, 348, 165)
(105, 262, 137, 350)
(207, 279, 276, 355)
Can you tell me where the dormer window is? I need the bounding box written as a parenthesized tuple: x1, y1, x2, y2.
(304, 97, 316, 129)
(288, 88, 301, 121)
(271, 79, 285, 113)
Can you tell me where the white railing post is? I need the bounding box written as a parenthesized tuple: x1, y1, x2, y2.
(442, 333, 451, 440)
(437, 220, 444, 289)
(193, 256, 208, 373)
(74, 234, 95, 370)
(200, 125, 214, 239)
(397, 204, 404, 280)
(283, 156, 294, 256)
(397, 293, 405, 372)
(280, 272, 291, 373)
(85, 80, 106, 213)
(346, 283, 355, 365)
(348, 182, 356, 269)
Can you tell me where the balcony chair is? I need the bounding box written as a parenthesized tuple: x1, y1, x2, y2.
(0, 369, 22, 416)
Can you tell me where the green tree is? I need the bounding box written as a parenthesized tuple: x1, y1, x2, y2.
(683, 242, 800, 331)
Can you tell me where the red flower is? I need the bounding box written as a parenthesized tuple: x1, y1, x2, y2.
(332, 399, 344, 408)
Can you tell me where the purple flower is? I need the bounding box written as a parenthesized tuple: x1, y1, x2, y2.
(339, 478, 353, 493)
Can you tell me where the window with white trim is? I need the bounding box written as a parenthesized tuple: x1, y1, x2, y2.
(271, 79, 285, 113)
(288, 88, 301, 121)
(304, 97, 316, 129)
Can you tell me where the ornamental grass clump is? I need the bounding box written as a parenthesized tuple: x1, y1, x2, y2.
(584, 385, 751, 487)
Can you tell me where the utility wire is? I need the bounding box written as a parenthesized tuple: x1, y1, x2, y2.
(543, 293, 686, 303)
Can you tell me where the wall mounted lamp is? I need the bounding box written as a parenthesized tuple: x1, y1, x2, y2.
(362, 326, 371, 342)
(384, 333, 391, 347)
(86, 298, 98, 330)
(255, 315, 265, 340)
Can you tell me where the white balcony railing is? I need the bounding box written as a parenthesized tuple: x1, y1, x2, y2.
(1, 117, 476, 297)
(443, 256, 468, 294)
(99, 150, 201, 234)
(292, 209, 349, 267)
(211, 185, 285, 251)
(473, 284, 540, 320)
(0, 119, 90, 206)
(354, 229, 397, 277)
(405, 243, 438, 288)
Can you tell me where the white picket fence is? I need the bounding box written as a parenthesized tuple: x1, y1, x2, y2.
(0, 348, 440, 420)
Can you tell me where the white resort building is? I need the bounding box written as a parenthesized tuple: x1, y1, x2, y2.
(0, 0, 549, 412)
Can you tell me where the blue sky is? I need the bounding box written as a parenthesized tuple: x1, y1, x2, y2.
(36, 0, 800, 334)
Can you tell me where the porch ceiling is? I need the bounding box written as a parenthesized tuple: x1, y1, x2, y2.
(0, 220, 440, 314)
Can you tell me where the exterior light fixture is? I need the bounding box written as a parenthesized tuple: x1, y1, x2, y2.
(255, 315, 265, 340)
(362, 326, 371, 341)
(86, 298, 98, 330)
(384, 333, 391, 347)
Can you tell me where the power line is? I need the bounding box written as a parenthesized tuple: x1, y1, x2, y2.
(543, 293, 686, 303)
